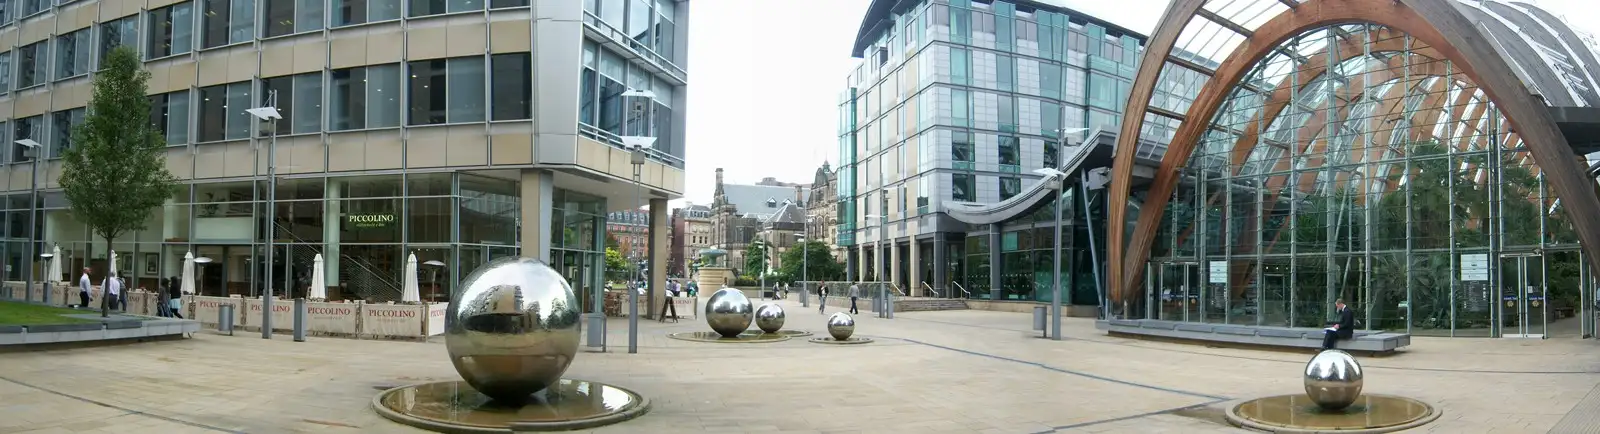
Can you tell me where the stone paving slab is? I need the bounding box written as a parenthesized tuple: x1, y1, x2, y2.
(0, 297, 1595, 433)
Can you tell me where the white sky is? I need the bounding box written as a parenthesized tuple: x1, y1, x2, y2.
(678, 0, 1600, 206)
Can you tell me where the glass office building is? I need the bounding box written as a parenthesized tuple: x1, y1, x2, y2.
(0, 0, 689, 313)
(838, 0, 1179, 306)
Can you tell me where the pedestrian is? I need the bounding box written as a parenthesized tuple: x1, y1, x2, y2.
(77, 267, 92, 309)
(818, 282, 829, 314)
(167, 276, 185, 319)
(849, 282, 861, 314)
(106, 272, 124, 312)
(1321, 299, 1355, 349)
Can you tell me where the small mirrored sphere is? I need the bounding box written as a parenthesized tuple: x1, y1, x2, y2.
(705, 288, 754, 337)
(755, 303, 785, 333)
(827, 312, 855, 340)
(446, 257, 581, 403)
(1304, 349, 1364, 410)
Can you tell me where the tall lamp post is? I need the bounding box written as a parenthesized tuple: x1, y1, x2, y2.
(621, 87, 656, 355)
(194, 256, 214, 296)
(15, 139, 40, 304)
(247, 92, 283, 340)
(1034, 167, 1068, 341)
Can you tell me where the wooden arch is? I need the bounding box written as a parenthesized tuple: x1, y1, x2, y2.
(1106, 0, 1600, 305)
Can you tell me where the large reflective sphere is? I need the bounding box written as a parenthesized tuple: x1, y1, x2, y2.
(1304, 349, 1364, 410)
(705, 288, 753, 337)
(754, 303, 785, 333)
(446, 257, 580, 403)
(827, 312, 855, 340)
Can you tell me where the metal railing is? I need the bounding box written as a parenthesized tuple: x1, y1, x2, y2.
(577, 123, 685, 168)
(580, 11, 688, 82)
(952, 281, 973, 298)
(920, 281, 936, 298)
(889, 283, 907, 297)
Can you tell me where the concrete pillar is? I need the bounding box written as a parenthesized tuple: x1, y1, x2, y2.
(519, 169, 554, 263)
(933, 237, 947, 298)
(845, 248, 858, 282)
(989, 224, 1002, 300)
(856, 244, 867, 282)
(909, 240, 922, 296)
(647, 198, 668, 319)
(889, 238, 901, 292)
(323, 180, 342, 292)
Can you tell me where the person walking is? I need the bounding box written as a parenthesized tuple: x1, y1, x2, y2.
(848, 282, 861, 314)
(105, 272, 124, 312)
(1321, 299, 1355, 349)
(76, 267, 92, 309)
(167, 276, 185, 319)
(818, 282, 829, 314)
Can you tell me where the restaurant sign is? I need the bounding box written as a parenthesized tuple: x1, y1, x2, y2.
(347, 213, 396, 229)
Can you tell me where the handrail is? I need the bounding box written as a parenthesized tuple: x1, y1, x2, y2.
(920, 281, 935, 298)
(951, 281, 972, 298)
(888, 282, 906, 297)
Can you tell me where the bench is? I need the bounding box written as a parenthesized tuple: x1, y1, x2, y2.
(1096, 319, 1410, 354)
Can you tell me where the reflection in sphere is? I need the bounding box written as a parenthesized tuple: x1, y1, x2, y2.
(446, 257, 580, 403)
(705, 288, 754, 337)
(827, 312, 855, 341)
(755, 303, 785, 333)
(1304, 349, 1364, 410)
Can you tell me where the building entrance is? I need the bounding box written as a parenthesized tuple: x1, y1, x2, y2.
(1498, 253, 1546, 338)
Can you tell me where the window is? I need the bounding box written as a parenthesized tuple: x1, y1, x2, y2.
(952, 174, 975, 202)
(950, 47, 970, 85)
(17, 42, 45, 89)
(0, 51, 11, 95)
(579, 44, 597, 125)
(490, 53, 531, 121)
(202, 0, 256, 49)
(1088, 73, 1117, 110)
(491, 0, 527, 7)
(0, 0, 11, 26)
(408, 56, 486, 126)
(1040, 63, 1061, 99)
(952, 131, 974, 162)
(13, 116, 41, 162)
(999, 177, 1021, 200)
(1043, 139, 1058, 168)
(19, 0, 45, 17)
(264, 0, 324, 37)
(149, 2, 195, 58)
(150, 90, 191, 145)
(997, 54, 1013, 91)
(999, 135, 1019, 166)
(332, 0, 402, 27)
(99, 17, 139, 67)
(260, 72, 323, 135)
(410, 0, 483, 17)
(330, 63, 401, 130)
(198, 81, 252, 141)
(952, 88, 970, 127)
(49, 108, 85, 158)
(55, 29, 91, 80)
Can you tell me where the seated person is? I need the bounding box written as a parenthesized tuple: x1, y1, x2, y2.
(1321, 299, 1355, 349)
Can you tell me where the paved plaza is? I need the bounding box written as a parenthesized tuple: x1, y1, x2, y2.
(1, 296, 1598, 434)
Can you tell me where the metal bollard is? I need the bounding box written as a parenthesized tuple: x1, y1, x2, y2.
(219, 304, 234, 336)
(1033, 305, 1047, 336)
(584, 313, 606, 349)
(293, 298, 307, 342)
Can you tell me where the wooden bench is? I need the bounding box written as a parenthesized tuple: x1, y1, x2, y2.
(1095, 319, 1410, 354)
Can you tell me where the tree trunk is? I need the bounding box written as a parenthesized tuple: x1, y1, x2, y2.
(99, 236, 112, 318)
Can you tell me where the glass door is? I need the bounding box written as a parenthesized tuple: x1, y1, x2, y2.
(1154, 262, 1199, 321)
(1498, 253, 1546, 338)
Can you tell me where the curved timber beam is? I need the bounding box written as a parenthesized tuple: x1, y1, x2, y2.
(1108, 0, 1600, 308)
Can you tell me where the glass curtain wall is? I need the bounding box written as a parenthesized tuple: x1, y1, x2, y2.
(1140, 24, 1590, 337)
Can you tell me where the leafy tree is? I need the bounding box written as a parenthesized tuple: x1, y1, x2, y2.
(605, 233, 620, 250)
(743, 241, 769, 277)
(59, 46, 178, 317)
(604, 247, 629, 280)
(775, 240, 844, 282)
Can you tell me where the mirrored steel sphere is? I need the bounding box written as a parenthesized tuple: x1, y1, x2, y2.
(705, 288, 753, 337)
(827, 312, 855, 340)
(446, 257, 580, 403)
(1304, 349, 1364, 410)
(755, 303, 785, 333)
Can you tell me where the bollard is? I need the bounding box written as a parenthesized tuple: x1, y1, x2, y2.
(887, 290, 895, 319)
(1033, 305, 1047, 336)
(219, 304, 234, 336)
(293, 298, 307, 342)
(584, 313, 606, 349)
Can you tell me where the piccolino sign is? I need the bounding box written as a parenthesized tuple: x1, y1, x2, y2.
(347, 213, 396, 228)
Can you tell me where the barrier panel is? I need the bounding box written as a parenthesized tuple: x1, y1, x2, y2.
(244, 298, 297, 331)
(425, 303, 448, 336)
(362, 303, 427, 339)
(195, 296, 245, 327)
(306, 302, 360, 335)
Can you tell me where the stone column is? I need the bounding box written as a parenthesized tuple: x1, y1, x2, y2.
(519, 169, 553, 263)
(845, 248, 858, 282)
(989, 224, 1002, 300)
(647, 198, 669, 319)
(856, 244, 867, 282)
(889, 238, 902, 292)
(933, 236, 948, 298)
(909, 239, 922, 296)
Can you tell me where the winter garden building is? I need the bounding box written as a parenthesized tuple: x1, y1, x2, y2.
(0, 0, 690, 318)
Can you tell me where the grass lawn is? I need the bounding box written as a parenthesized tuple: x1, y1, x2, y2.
(0, 301, 99, 325)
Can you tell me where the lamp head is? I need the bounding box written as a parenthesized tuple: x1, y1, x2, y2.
(246, 107, 282, 121)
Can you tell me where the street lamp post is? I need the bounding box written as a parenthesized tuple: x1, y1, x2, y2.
(194, 256, 214, 296)
(248, 92, 283, 340)
(1034, 167, 1067, 341)
(15, 139, 39, 304)
(621, 87, 656, 355)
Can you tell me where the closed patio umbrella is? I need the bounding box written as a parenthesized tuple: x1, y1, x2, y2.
(180, 251, 197, 295)
(309, 254, 327, 300)
(401, 253, 421, 303)
(46, 245, 61, 283)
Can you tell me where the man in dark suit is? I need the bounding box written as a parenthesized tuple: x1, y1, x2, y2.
(1322, 299, 1355, 349)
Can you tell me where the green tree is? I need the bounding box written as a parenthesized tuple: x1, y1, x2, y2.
(744, 241, 769, 277)
(776, 240, 844, 282)
(605, 233, 620, 250)
(59, 46, 178, 318)
(604, 247, 629, 280)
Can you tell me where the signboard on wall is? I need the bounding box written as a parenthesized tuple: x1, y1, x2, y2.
(1460, 254, 1489, 281)
(1208, 261, 1227, 284)
(347, 213, 396, 229)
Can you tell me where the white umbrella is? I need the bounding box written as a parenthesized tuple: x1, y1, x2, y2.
(108, 250, 118, 277)
(46, 245, 61, 283)
(180, 251, 197, 295)
(309, 254, 327, 300)
(401, 253, 421, 303)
